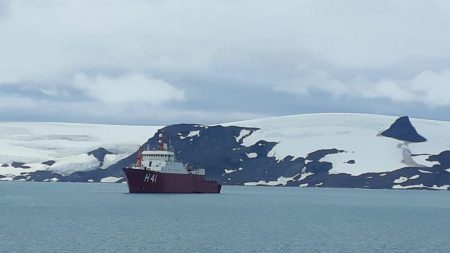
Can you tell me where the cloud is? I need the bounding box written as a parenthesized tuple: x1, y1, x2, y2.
(0, 95, 36, 110)
(275, 69, 450, 107)
(1, 0, 450, 123)
(409, 70, 450, 107)
(0, 0, 10, 18)
(73, 73, 185, 106)
(2, 0, 450, 84)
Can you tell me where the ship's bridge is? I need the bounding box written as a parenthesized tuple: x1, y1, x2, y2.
(139, 149, 189, 174)
(141, 150, 175, 162)
(133, 133, 203, 175)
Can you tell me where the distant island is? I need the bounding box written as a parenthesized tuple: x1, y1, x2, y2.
(1, 113, 450, 190)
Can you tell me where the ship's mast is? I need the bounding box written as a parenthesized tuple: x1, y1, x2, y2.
(158, 133, 168, 151)
(136, 145, 143, 167)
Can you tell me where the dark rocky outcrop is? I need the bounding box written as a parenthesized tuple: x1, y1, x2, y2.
(42, 160, 56, 166)
(427, 151, 450, 169)
(380, 116, 427, 142)
(11, 162, 30, 169)
(88, 147, 114, 167)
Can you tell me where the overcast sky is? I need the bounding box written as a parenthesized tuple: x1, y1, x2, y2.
(1, 0, 450, 125)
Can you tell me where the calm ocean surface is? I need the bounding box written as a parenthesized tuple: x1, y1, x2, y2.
(1, 182, 450, 253)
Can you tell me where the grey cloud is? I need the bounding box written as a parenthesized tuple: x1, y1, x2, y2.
(1, 0, 450, 124)
(0, 0, 10, 18)
(0, 83, 89, 102)
(3, 0, 450, 83)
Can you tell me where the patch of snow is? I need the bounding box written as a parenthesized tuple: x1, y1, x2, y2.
(50, 177, 59, 182)
(298, 172, 313, 181)
(180, 130, 200, 140)
(244, 181, 264, 186)
(299, 183, 308, 187)
(419, 169, 433, 174)
(224, 169, 238, 174)
(393, 177, 408, 184)
(393, 184, 449, 190)
(50, 154, 100, 175)
(431, 185, 450, 190)
(235, 129, 251, 143)
(102, 153, 128, 169)
(393, 184, 425, 189)
(100, 176, 122, 183)
(246, 153, 258, 158)
(412, 155, 439, 167)
(88, 179, 94, 182)
(315, 182, 323, 186)
(244, 174, 299, 186)
(409, 175, 420, 180)
(379, 173, 387, 176)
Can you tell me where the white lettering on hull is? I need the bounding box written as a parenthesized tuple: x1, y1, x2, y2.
(144, 173, 157, 183)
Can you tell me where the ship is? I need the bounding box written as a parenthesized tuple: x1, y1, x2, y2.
(122, 133, 221, 193)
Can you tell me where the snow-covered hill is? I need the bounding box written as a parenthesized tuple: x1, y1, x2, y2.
(1, 114, 450, 190)
(226, 113, 450, 176)
(0, 122, 160, 180)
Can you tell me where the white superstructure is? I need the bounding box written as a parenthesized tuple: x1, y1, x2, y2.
(134, 134, 205, 175)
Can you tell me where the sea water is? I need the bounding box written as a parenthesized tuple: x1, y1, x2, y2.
(1, 182, 450, 253)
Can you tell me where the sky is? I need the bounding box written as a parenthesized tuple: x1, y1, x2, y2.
(1, 0, 450, 125)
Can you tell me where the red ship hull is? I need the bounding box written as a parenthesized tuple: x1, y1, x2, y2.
(122, 168, 221, 193)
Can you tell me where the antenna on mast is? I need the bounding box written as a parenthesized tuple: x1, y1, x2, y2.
(158, 133, 165, 151)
